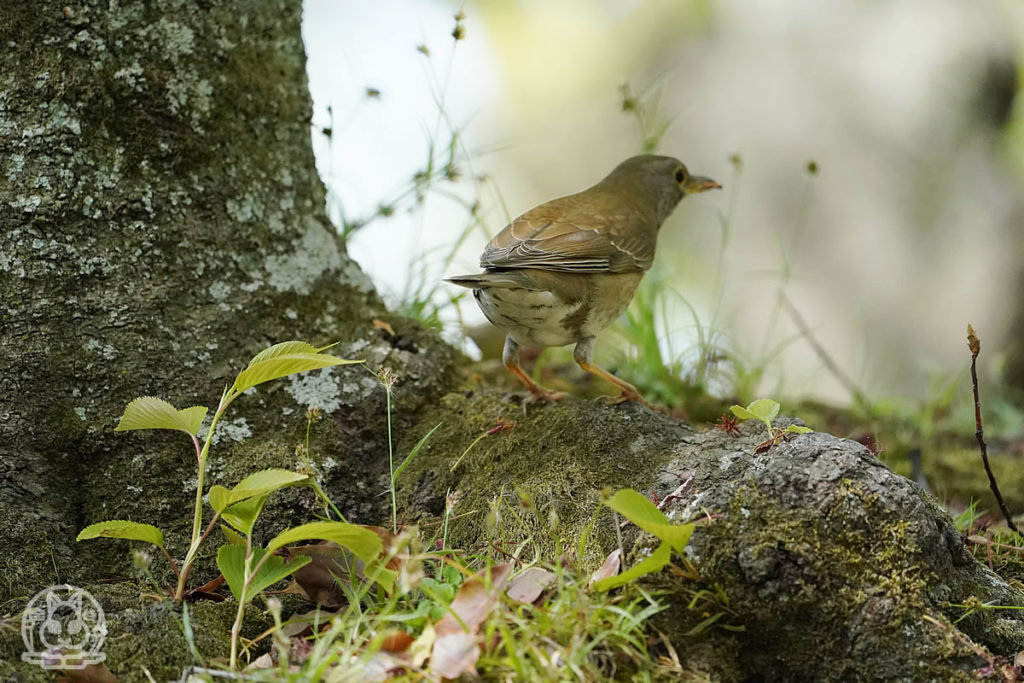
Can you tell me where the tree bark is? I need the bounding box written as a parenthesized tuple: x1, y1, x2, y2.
(0, 1, 456, 600)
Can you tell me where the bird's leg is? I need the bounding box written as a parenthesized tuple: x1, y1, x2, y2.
(503, 337, 567, 402)
(573, 338, 665, 413)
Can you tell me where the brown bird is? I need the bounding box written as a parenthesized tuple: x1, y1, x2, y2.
(446, 155, 720, 409)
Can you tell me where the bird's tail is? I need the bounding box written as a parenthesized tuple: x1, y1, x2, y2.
(444, 274, 489, 289)
(445, 271, 543, 290)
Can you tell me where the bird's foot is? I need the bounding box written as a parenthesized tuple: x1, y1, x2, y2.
(599, 391, 667, 414)
(526, 387, 569, 403)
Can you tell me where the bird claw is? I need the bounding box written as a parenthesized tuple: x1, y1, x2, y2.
(599, 392, 668, 414)
(525, 388, 569, 403)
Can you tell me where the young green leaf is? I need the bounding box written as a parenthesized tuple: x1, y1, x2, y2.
(785, 425, 813, 434)
(231, 341, 361, 395)
(603, 488, 694, 554)
(265, 521, 382, 564)
(220, 495, 269, 537)
(743, 398, 780, 424)
(217, 545, 311, 602)
(244, 341, 329, 366)
(208, 469, 308, 513)
(114, 397, 208, 436)
(221, 525, 247, 547)
(208, 485, 232, 515)
(592, 542, 671, 591)
(77, 520, 165, 548)
(729, 404, 756, 421)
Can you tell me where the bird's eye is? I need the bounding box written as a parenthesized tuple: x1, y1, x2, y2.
(674, 168, 686, 183)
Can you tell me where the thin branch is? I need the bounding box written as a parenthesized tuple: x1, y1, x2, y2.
(967, 325, 1021, 538)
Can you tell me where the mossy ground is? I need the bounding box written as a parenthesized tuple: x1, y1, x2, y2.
(0, 581, 265, 682)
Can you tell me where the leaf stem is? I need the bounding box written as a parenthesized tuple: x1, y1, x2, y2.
(175, 386, 234, 602)
(386, 384, 396, 533)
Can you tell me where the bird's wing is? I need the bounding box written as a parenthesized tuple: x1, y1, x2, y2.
(480, 194, 654, 273)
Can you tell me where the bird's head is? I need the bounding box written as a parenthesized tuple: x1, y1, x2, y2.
(611, 154, 721, 224)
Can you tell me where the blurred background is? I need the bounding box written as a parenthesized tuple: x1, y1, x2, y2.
(302, 0, 1023, 421)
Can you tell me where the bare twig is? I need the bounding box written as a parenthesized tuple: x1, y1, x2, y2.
(922, 614, 1021, 682)
(967, 325, 1021, 538)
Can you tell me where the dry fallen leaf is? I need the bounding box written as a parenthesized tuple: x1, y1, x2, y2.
(283, 528, 401, 607)
(56, 663, 118, 683)
(506, 567, 556, 604)
(409, 622, 436, 669)
(430, 631, 479, 680)
(589, 549, 621, 588)
(431, 564, 512, 679)
(249, 653, 274, 670)
(280, 608, 336, 638)
(379, 629, 415, 653)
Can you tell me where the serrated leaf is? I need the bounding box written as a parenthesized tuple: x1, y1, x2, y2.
(592, 542, 671, 591)
(232, 353, 361, 395)
(217, 545, 311, 603)
(221, 495, 268, 536)
(208, 469, 307, 513)
(175, 406, 209, 435)
(786, 425, 813, 434)
(114, 397, 208, 436)
(729, 405, 756, 420)
(267, 521, 382, 564)
(77, 520, 165, 548)
(221, 525, 246, 546)
(603, 489, 694, 554)
(745, 398, 780, 423)
(244, 341, 337, 367)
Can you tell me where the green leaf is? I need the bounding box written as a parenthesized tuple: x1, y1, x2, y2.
(592, 542, 672, 591)
(221, 495, 269, 536)
(76, 520, 165, 548)
(603, 489, 694, 555)
(114, 397, 208, 436)
(266, 521, 382, 564)
(208, 469, 308, 513)
(208, 486, 231, 514)
(221, 525, 247, 546)
(231, 341, 361, 395)
(393, 422, 442, 483)
(785, 425, 813, 434)
(217, 545, 311, 603)
(729, 404, 756, 421)
(744, 398, 780, 424)
(245, 341, 326, 366)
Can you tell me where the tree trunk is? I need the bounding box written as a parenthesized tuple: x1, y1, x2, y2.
(0, 0, 456, 600)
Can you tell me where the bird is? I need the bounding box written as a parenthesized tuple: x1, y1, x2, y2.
(446, 154, 720, 409)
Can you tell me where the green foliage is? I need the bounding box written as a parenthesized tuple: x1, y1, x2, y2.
(231, 341, 357, 395)
(731, 397, 812, 440)
(593, 488, 695, 591)
(479, 564, 666, 681)
(208, 469, 309, 514)
(75, 340, 408, 670)
(394, 422, 443, 483)
(115, 397, 208, 436)
(76, 519, 165, 548)
(217, 546, 311, 603)
(266, 521, 381, 563)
